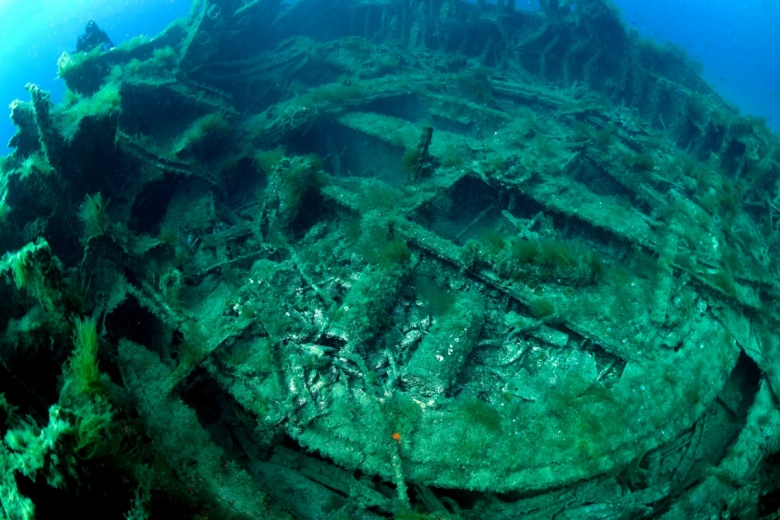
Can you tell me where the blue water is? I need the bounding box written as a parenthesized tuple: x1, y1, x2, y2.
(613, 0, 780, 129)
(0, 0, 778, 156)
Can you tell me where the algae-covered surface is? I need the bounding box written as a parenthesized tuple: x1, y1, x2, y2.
(2, 0, 780, 518)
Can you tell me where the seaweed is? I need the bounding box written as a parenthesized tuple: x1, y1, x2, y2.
(78, 192, 109, 238)
(711, 269, 738, 298)
(592, 123, 618, 149)
(529, 297, 556, 319)
(495, 237, 605, 286)
(415, 275, 456, 317)
(631, 151, 655, 173)
(66, 317, 102, 397)
(457, 66, 493, 104)
(475, 227, 507, 257)
(254, 145, 286, 175)
(384, 392, 423, 436)
(57, 82, 121, 142)
(452, 397, 502, 435)
(174, 112, 233, 159)
(401, 147, 423, 177)
(356, 218, 411, 269)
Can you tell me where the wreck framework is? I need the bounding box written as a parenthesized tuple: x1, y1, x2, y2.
(1, 0, 780, 518)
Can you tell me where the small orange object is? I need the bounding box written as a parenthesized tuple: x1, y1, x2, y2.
(391, 432, 401, 442)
